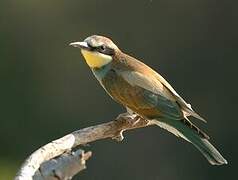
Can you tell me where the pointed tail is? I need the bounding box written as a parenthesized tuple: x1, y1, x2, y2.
(151, 118, 227, 165)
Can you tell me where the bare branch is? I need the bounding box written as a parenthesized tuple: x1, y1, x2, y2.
(33, 149, 92, 180)
(15, 113, 152, 180)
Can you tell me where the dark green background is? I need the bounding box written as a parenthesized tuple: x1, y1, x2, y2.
(1, 0, 237, 179)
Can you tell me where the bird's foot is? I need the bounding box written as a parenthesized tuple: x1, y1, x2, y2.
(131, 115, 142, 126)
(116, 112, 142, 126)
(116, 112, 134, 120)
(112, 113, 142, 142)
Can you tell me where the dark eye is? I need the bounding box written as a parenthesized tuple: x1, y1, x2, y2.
(99, 45, 106, 51)
(98, 45, 115, 55)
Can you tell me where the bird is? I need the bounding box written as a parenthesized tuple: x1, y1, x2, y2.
(69, 35, 227, 165)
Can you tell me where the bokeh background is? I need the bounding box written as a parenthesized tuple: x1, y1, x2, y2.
(1, 0, 237, 179)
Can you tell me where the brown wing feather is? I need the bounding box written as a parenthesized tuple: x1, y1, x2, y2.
(114, 52, 206, 122)
(102, 69, 162, 117)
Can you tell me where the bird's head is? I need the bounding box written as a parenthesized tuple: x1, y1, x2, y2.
(70, 35, 119, 68)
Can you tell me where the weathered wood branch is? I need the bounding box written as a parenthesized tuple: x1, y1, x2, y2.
(15, 113, 153, 180)
(33, 149, 92, 180)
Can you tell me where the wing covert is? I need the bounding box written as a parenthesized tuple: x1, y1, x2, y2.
(119, 71, 183, 119)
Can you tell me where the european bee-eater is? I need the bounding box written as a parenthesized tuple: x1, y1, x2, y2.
(70, 35, 227, 165)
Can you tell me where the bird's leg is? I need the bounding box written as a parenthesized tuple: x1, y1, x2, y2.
(116, 108, 142, 125)
(112, 114, 146, 142)
(112, 116, 140, 142)
(112, 109, 142, 142)
(126, 107, 142, 125)
(112, 112, 130, 141)
(126, 107, 135, 116)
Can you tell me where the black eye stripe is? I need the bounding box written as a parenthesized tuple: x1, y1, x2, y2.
(86, 42, 115, 55)
(97, 46, 115, 55)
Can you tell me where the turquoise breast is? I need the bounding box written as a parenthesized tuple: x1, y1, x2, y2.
(91, 63, 112, 82)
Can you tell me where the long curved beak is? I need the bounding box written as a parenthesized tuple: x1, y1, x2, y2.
(69, 41, 90, 50)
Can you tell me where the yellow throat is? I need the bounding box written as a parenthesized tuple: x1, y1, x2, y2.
(81, 49, 112, 68)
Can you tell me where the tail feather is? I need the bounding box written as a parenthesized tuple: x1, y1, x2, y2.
(151, 119, 227, 165)
(182, 118, 210, 139)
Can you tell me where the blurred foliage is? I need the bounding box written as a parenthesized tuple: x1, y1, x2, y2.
(0, 0, 237, 179)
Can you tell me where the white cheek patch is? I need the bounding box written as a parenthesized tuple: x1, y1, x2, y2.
(81, 50, 112, 68)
